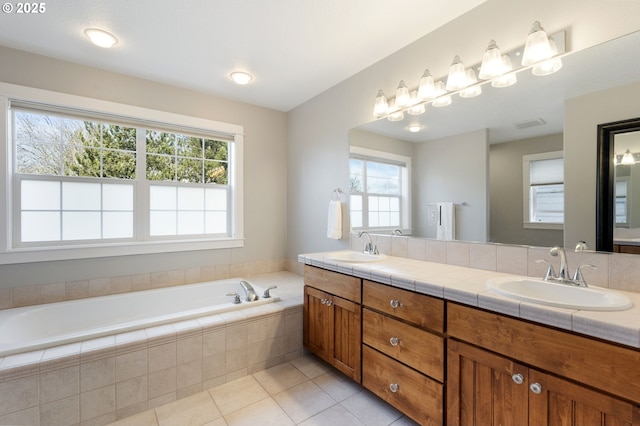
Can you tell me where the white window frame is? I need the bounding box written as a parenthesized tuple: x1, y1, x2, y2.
(615, 177, 630, 226)
(0, 82, 244, 265)
(522, 150, 563, 230)
(349, 146, 411, 233)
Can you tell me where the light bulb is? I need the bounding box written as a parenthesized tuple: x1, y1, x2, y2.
(446, 55, 468, 91)
(417, 69, 436, 100)
(479, 40, 504, 79)
(373, 90, 389, 118)
(395, 80, 411, 108)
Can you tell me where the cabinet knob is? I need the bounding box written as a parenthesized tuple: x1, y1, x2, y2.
(529, 382, 543, 394)
(511, 373, 524, 385)
(389, 299, 401, 308)
(389, 337, 399, 347)
(389, 383, 399, 393)
(320, 298, 327, 305)
(325, 300, 333, 307)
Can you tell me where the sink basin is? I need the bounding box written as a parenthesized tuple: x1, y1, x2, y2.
(487, 276, 633, 311)
(326, 251, 387, 263)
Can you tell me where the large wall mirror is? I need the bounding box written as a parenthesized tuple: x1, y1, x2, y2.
(350, 30, 640, 250)
(597, 118, 640, 253)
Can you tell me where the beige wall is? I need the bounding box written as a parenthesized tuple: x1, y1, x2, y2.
(287, 0, 640, 260)
(0, 45, 288, 287)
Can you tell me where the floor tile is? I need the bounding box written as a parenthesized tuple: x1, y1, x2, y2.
(155, 391, 222, 426)
(108, 409, 158, 426)
(224, 397, 293, 426)
(390, 416, 420, 425)
(298, 403, 365, 426)
(289, 354, 330, 379)
(253, 362, 308, 395)
(312, 369, 362, 402)
(208, 375, 269, 415)
(341, 390, 403, 426)
(273, 380, 337, 423)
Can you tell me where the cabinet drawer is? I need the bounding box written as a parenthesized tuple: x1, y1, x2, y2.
(448, 303, 640, 404)
(362, 345, 443, 426)
(363, 280, 443, 332)
(304, 265, 361, 303)
(363, 308, 444, 382)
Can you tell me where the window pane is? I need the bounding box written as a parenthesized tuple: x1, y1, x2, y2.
(65, 147, 101, 177)
(147, 154, 175, 181)
(62, 212, 101, 240)
(103, 184, 133, 211)
(103, 150, 136, 179)
(22, 180, 60, 210)
(178, 187, 204, 210)
(531, 184, 564, 223)
(150, 211, 176, 236)
(22, 212, 60, 242)
(102, 125, 136, 151)
(204, 139, 228, 160)
(350, 194, 362, 211)
(177, 158, 203, 183)
(103, 212, 133, 238)
(205, 161, 228, 184)
(349, 159, 363, 193)
(179, 136, 203, 158)
(205, 212, 227, 234)
(150, 186, 177, 210)
(15, 112, 62, 144)
(178, 211, 204, 235)
(62, 182, 101, 210)
(205, 188, 227, 210)
(350, 211, 362, 228)
(369, 212, 379, 227)
(16, 142, 63, 174)
(146, 131, 175, 155)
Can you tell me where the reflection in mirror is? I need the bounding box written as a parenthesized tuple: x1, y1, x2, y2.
(597, 118, 640, 253)
(352, 30, 640, 248)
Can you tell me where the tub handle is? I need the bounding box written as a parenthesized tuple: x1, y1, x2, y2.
(226, 292, 241, 304)
(263, 285, 278, 298)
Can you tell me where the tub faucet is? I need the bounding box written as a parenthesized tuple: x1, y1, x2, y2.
(239, 280, 259, 302)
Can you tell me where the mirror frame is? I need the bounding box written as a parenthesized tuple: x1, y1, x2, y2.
(596, 117, 640, 252)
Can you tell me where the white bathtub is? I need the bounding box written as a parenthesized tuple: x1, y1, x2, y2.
(0, 278, 279, 357)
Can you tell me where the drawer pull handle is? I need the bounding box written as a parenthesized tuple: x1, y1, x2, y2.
(389, 337, 399, 347)
(320, 298, 327, 305)
(511, 373, 524, 385)
(325, 300, 333, 307)
(389, 383, 399, 393)
(529, 382, 542, 394)
(389, 299, 401, 308)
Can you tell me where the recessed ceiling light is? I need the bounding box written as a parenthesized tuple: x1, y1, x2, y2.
(230, 71, 253, 85)
(408, 124, 423, 133)
(84, 28, 118, 48)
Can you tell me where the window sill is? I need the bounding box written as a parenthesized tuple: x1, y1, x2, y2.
(523, 222, 564, 230)
(0, 238, 244, 265)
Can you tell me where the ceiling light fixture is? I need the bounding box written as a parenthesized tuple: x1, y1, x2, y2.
(371, 21, 564, 119)
(84, 28, 118, 48)
(408, 124, 423, 133)
(621, 149, 635, 165)
(230, 71, 253, 85)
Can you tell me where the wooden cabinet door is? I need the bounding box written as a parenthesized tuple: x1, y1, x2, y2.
(303, 285, 330, 361)
(330, 294, 361, 381)
(528, 369, 640, 426)
(447, 339, 529, 426)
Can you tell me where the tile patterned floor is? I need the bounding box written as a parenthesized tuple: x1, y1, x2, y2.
(108, 355, 418, 426)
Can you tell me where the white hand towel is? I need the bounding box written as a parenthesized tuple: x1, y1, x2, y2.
(436, 202, 455, 240)
(327, 200, 342, 239)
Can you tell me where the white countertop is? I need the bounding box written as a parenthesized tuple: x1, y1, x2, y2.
(298, 251, 640, 349)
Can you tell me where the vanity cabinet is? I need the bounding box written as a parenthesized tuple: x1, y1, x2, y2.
(361, 280, 445, 425)
(447, 303, 640, 425)
(303, 265, 361, 381)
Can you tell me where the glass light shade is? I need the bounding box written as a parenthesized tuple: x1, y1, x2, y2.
(417, 69, 436, 100)
(373, 90, 389, 118)
(521, 21, 553, 66)
(407, 91, 425, 115)
(491, 55, 517, 88)
(532, 39, 562, 76)
(387, 110, 405, 121)
(432, 81, 452, 107)
(84, 28, 118, 48)
(446, 55, 468, 91)
(622, 149, 635, 165)
(395, 80, 411, 108)
(459, 69, 482, 98)
(478, 40, 504, 79)
(230, 71, 253, 85)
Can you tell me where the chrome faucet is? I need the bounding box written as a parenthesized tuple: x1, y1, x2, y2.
(358, 231, 378, 254)
(392, 229, 403, 236)
(545, 245, 596, 287)
(239, 280, 259, 302)
(549, 246, 571, 282)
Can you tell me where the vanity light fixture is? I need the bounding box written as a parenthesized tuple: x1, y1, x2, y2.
(371, 21, 564, 119)
(230, 71, 253, 85)
(621, 149, 635, 165)
(446, 55, 468, 91)
(395, 80, 411, 108)
(522, 21, 553, 66)
(84, 28, 118, 48)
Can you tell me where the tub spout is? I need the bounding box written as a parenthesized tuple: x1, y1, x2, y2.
(239, 280, 259, 302)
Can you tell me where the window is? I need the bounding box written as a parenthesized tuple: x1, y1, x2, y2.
(615, 178, 629, 225)
(349, 146, 410, 232)
(0, 83, 243, 264)
(523, 151, 564, 229)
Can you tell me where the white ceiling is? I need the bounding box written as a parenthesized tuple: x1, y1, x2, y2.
(0, 0, 486, 111)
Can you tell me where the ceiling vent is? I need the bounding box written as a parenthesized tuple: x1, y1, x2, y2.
(515, 118, 546, 129)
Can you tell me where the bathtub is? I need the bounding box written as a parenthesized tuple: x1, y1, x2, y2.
(0, 278, 279, 357)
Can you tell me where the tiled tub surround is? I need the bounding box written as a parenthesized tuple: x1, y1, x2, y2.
(299, 252, 640, 348)
(0, 272, 304, 426)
